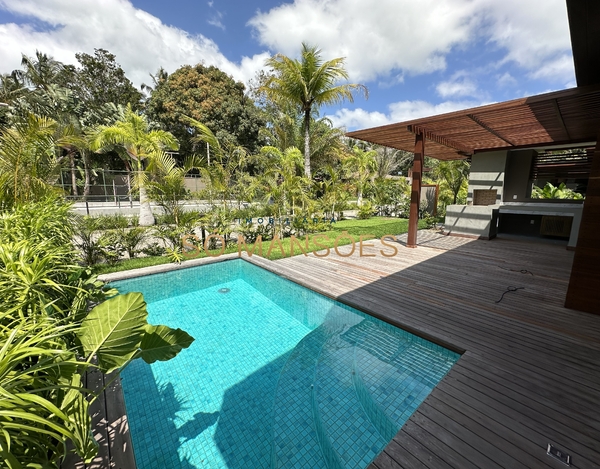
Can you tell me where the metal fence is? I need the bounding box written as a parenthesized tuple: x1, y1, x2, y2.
(57, 169, 205, 204)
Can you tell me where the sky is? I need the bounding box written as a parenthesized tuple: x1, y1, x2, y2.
(0, 0, 576, 131)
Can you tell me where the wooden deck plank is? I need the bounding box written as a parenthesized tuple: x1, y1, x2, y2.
(273, 234, 600, 469)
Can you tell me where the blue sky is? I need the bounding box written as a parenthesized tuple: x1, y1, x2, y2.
(0, 0, 575, 131)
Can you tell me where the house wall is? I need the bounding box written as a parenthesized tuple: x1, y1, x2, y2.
(445, 205, 499, 239)
(445, 149, 582, 246)
(467, 151, 508, 204)
(503, 150, 535, 201)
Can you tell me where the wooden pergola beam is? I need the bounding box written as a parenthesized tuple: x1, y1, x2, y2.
(407, 132, 424, 248)
(550, 99, 571, 140)
(407, 124, 472, 155)
(467, 114, 516, 146)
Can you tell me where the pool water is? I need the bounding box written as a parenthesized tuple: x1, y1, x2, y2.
(114, 259, 459, 469)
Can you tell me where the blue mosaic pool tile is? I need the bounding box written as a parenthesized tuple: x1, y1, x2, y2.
(116, 259, 460, 469)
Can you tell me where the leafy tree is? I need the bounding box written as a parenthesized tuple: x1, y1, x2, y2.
(3, 52, 77, 123)
(370, 177, 410, 217)
(146, 64, 265, 157)
(262, 43, 367, 178)
(263, 146, 308, 210)
(315, 165, 349, 219)
(141, 67, 169, 104)
(186, 117, 248, 210)
(0, 73, 26, 126)
(92, 105, 179, 225)
(58, 49, 143, 116)
(17, 51, 65, 92)
(373, 146, 413, 178)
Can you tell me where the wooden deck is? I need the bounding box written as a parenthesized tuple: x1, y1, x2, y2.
(247, 232, 600, 469)
(60, 370, 134, 469)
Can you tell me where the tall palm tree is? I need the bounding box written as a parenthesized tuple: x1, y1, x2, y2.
(262, 43, 367, 178)
(91, 105, 178, 225)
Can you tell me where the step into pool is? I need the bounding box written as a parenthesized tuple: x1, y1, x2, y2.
(114, 259, 459, 469)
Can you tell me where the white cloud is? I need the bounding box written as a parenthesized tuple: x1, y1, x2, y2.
(477, 0, 574, 83)
(0, 0, 266, 87)
(331, 108, 392, 130)
(387, 99, 485, 122)
(249, 0, 480, 82)
(207, 2, 226, 30)
(207, 18, 225, 30)
(332, 99, 485, 131)
(436, 72, 480, 99)
(527, 54, 574, 82)
(497, 72, 517, 88)
(249, 0, 574, 85)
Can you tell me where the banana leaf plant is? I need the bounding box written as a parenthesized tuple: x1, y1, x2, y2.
(1, 292, 194, 467)
(78, 291, 194, 373)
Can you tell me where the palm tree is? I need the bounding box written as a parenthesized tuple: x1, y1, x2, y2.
(185, 117, 247, 210)
(259, 146, 309, 235)
(17, 51, 65, 92)
(146, 151, 203, 224)
(344, 147, 377, 206)
(91, 105, 178, 225)
(262, 43, 367, 178)
(0, 113, 68, 208)
(318, 165, 348, 219)
(431, 160, 470, 204)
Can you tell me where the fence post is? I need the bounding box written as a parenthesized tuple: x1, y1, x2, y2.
(102, 171, 108, 203)
(127, 174, 133, 208)
(85, 200, 89, 216)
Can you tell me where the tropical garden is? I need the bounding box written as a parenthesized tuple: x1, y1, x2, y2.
(0, 43, 471, 466)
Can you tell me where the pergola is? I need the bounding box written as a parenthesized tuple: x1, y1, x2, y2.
(346, 9, 600, 315)
(346, 84, 600, 161)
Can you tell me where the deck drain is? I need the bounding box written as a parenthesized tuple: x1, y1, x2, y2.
(547, 444, 571, 466)
(218, 288, 231, 294)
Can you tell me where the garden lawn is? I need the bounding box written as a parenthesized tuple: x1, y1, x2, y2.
(94, 217, 427, 274)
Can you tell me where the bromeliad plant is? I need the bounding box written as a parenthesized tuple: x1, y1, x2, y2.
(0, 199, 194, 467)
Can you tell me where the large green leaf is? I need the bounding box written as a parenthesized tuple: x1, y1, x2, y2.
(78, 292, 148, 373)
(140, 325, 194, 364)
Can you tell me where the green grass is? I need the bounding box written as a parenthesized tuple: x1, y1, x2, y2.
(94, 217, 426, 275)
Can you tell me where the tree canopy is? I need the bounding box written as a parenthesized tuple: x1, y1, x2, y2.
(262, 43, 367, 178)
(146, 64, 265, 157)
(59, 48, 143, 119)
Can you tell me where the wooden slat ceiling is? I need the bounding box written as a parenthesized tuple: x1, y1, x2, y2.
(346, 83, 600, 160)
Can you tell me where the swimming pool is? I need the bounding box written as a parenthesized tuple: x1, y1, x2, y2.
(114, 258, 459, 469)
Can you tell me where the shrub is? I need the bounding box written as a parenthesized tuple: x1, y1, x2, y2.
(0, 200, 194, 467)
(111, 227, 148, 259)
(95, 213, 130, 229)
(72, 216, 106, 266)
(357, 202, 375, 219)
(141, 242, 166, 257)
(237, 221, 274, 243)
